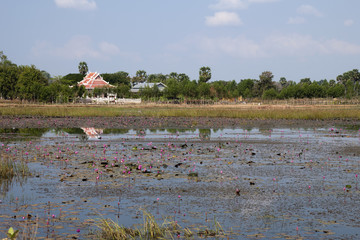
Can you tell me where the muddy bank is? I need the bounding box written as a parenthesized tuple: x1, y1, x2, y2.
(0, 116, 359, 129)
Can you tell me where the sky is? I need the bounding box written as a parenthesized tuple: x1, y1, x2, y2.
(1, 0, 360, 82)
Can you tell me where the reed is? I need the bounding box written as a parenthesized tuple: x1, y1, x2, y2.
(0, 156, 30, 179)
(95, 209, 225, 239)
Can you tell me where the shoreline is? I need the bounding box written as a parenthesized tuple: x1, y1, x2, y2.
(0, 116, 358, 129)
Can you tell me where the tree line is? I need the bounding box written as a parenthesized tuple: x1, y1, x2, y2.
(0, 51, 359, 103)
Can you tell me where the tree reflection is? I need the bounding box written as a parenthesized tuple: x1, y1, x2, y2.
(199, 129, 211, 141)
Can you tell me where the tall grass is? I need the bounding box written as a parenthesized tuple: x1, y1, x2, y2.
(0, 156, 29, 179)
(0, 104, 359, 119)
(95, 210, 225, 239)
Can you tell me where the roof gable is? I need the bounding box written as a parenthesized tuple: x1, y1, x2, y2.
(78, 72, 113, 89)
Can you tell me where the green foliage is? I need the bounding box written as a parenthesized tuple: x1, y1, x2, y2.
(327, 84, 345, 98)
(163, 78, 179, 99)
(7, 227, 19, 240)
(258, 71, 274, 94)
(262, 88, 278, 100)
(16, 65, 48, 101)
(140, 84, 161, 100)
(133, 70, 147, 84)
(78, 61, 88, 75)
(62, 73, 84, 85)
(115, 84, 130, 98)
(148, 73, 166, 83)
(102, 71, 130, 85)
(2, 51, 360, 102)
(0, 64, 19, 99)
(198, 82, 210, 98)
(182, 80, 198, 98)
(199, 66, 211, 83)
(237, 79, 255, 98)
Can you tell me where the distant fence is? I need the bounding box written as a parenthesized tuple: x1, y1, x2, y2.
(116, 98, 142, 104)
(77, 97, 141, 105)
(259, 98, 360, 105)
(2, 97, 360, 106)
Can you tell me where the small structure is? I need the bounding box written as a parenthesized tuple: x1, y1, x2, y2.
(130, 82, 167, 93)
(78, 72, 113, 90)
(77, 72, 116, 104)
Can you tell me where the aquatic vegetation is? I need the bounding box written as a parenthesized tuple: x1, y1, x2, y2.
(0, 154, 30, 179)
(96, 210, 225, 240)
(6, 227, 19, 240)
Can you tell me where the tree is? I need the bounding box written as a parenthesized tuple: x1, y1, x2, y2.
(78, 62, 88, 75)
(300, 78, 311, 85)
(262, 88, 278, 100)
(279, 77, 287, 87)
(337, 69, 360, 97)
(62, 73, 84, 85)
(134, 70, 147, 83)
(148, 73, 166, 83)
(182, 80, 198, 98)
(116, 84, 130, 98)
(0, 64, 19, 99)
(237, 79, 255, 98)
(16, 65, 48, 101)
(163, 78, 179, 99)
(198, 82, 210, 98)
(258, 71, 274, 94)
(102, 71, 130, 85)
(199, 66, 211, 83)
(178, 73, 190, 83)
(41, 70, 51, 83)
(327, 83, 345, 98)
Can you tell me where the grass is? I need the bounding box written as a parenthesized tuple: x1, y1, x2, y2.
(0, 103, 360, 120)
(95, 210, 225, 239)
(0, 155, 30, 179)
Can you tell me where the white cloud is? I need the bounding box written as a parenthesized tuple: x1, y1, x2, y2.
(344, 19, 354, 27)
(324, 39, 360, 55)
(99, 42, 120, 55)
(287, 17, 305, 24)
(54, 0, 97, 10)
(297, 4, 322, 17)
(205, 12, 243, 26)
(248, 0, 279, 3)
(32, 35, 123, 60)
(266, 34, 360, 56)
(210, 0, 247, 10)
(209, 0, 279, 10)
(183, 34, 360, 59)
(200, 36, 264, 58)
(264, 34, 326, 56)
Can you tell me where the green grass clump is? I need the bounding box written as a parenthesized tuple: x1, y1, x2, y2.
(0, 156, 29, 179)
(95, 210, 226, 239)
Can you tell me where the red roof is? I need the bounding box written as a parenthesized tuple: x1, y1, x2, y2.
(81, 127, 103, 139)
(78, 72, 113, 90)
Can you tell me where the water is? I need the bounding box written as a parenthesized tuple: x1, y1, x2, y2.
(0, 126, 359, 239)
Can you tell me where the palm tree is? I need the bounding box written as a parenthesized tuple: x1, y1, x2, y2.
(78, 62, 88, 75)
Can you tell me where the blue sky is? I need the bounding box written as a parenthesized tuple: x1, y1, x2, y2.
(1, 0, 360, 82)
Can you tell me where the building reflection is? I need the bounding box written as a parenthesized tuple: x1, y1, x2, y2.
(81, 127, 103, 139)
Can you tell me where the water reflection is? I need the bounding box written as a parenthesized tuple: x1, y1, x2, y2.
(0, 128, 49, 142)
(199, 129, 211, 141)
(0, 126, 359, 143)
(81, 127, 103, 139)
